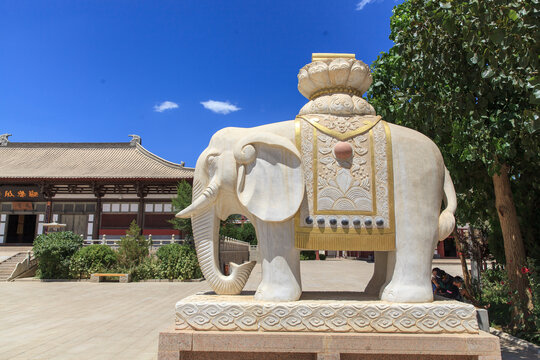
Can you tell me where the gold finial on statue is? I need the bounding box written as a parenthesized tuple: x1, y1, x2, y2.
(312, 53, 356, 61)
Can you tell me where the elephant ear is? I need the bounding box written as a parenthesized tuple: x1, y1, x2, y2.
(235, 136, 304, 222)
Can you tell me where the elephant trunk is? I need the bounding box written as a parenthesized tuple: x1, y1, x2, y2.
(189, 179, 255, 295)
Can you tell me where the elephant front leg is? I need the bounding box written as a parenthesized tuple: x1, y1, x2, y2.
(254, 220, 302, 302)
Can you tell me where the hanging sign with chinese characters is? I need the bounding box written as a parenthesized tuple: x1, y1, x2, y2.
(0, 186, 43, 201)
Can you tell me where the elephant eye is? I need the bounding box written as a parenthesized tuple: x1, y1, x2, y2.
(207, 155, 217, 165)
(206, 154, 219, 175)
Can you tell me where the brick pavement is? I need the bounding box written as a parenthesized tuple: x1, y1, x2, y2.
(0, 259, 536, 359)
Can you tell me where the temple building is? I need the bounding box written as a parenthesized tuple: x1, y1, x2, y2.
(0, 134, 193, 245)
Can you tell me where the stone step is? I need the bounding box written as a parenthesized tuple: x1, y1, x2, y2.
(0, 252, 29, 281)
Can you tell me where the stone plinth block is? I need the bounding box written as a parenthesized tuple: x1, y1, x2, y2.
(158, 328, 501, 360)
(176, 292, 479, 334)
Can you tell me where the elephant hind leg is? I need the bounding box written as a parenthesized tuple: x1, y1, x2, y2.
(364, 251, 388, 297)
(380, 228, 437, 303)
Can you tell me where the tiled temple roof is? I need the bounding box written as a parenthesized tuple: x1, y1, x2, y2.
(0, 135, 193, 180)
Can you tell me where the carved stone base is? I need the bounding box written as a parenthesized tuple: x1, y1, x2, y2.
(176, 292, 479, 334)
(158, 328, 501, 360)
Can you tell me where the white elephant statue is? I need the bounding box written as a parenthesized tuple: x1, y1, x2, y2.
(177, 53, 457, 303)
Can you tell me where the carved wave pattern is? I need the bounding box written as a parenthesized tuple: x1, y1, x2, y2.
(176, 298, 479, 334)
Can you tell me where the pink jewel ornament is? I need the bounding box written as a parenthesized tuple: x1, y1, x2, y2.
(333, 141, 353, 160)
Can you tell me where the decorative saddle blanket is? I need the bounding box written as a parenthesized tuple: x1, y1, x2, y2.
(294, 114, 396, 251)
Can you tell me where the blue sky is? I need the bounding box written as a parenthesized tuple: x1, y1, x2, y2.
(0, 0, 400, 167)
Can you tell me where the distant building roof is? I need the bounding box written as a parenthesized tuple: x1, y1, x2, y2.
(0, 134, 193, 181)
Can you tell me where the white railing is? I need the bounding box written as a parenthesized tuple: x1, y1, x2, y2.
(82, 234, 185, 248)
(8, 251, 38, 281)
(82, 234, 250, 250)
(220, 236, 250, 247)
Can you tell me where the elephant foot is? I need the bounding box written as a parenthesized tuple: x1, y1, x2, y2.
(254, 281, 301, 302)
(254, 255, 301, 302)
(380, 281, 433, 303)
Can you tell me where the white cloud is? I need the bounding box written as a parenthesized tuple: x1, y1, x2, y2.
(356, 0, 378, 10)
(200, 100, 241, 115)
(153, 101, 179, 112)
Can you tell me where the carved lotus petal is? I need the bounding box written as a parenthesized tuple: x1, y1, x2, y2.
(308, 61, 330, 87)
(347, 61, 370, 91)
(298, 58, 372, 100)
(328, 58, 352, 85)
(298, 68, 318, 99)
(335, 169, 352, 193)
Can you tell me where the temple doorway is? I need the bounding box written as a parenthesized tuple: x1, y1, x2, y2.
(5, 214, 37, 244)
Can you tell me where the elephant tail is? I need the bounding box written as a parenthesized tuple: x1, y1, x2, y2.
(438, 167, 457, 241)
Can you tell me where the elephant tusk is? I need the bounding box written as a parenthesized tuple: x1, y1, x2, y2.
(175, 181, 219, 218)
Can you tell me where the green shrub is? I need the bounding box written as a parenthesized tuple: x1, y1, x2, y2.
(69, 245, 118, 279)
(33, 231, 83, 279)
(117, 221, 150, 268)
(479, 268, 512, 327)
(300, 251, 316, 260)
(156, 243, 202, 280)
(480, 262, 540, 345)
(130, 256, 159, 281)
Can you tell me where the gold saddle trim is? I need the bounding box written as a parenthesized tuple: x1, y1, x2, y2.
(296, 115, 382, 141)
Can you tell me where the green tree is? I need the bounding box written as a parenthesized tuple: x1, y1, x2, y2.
(220, 215, 258, 245)
(368, 0, 539, 329)
(170, 180, 193, 239)
(117, 221, 150, 268)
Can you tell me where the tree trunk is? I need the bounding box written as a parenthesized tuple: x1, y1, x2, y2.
(492, 163, 534, 330)
(453, 228, 473, 296)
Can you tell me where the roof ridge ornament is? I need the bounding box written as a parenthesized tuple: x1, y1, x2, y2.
(128, 134, 141, 145)
(0, 133, 12, 146)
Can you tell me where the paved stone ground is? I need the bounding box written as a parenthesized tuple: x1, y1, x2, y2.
(0, 246, 32, 262)
(0, 259, 536, 359)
